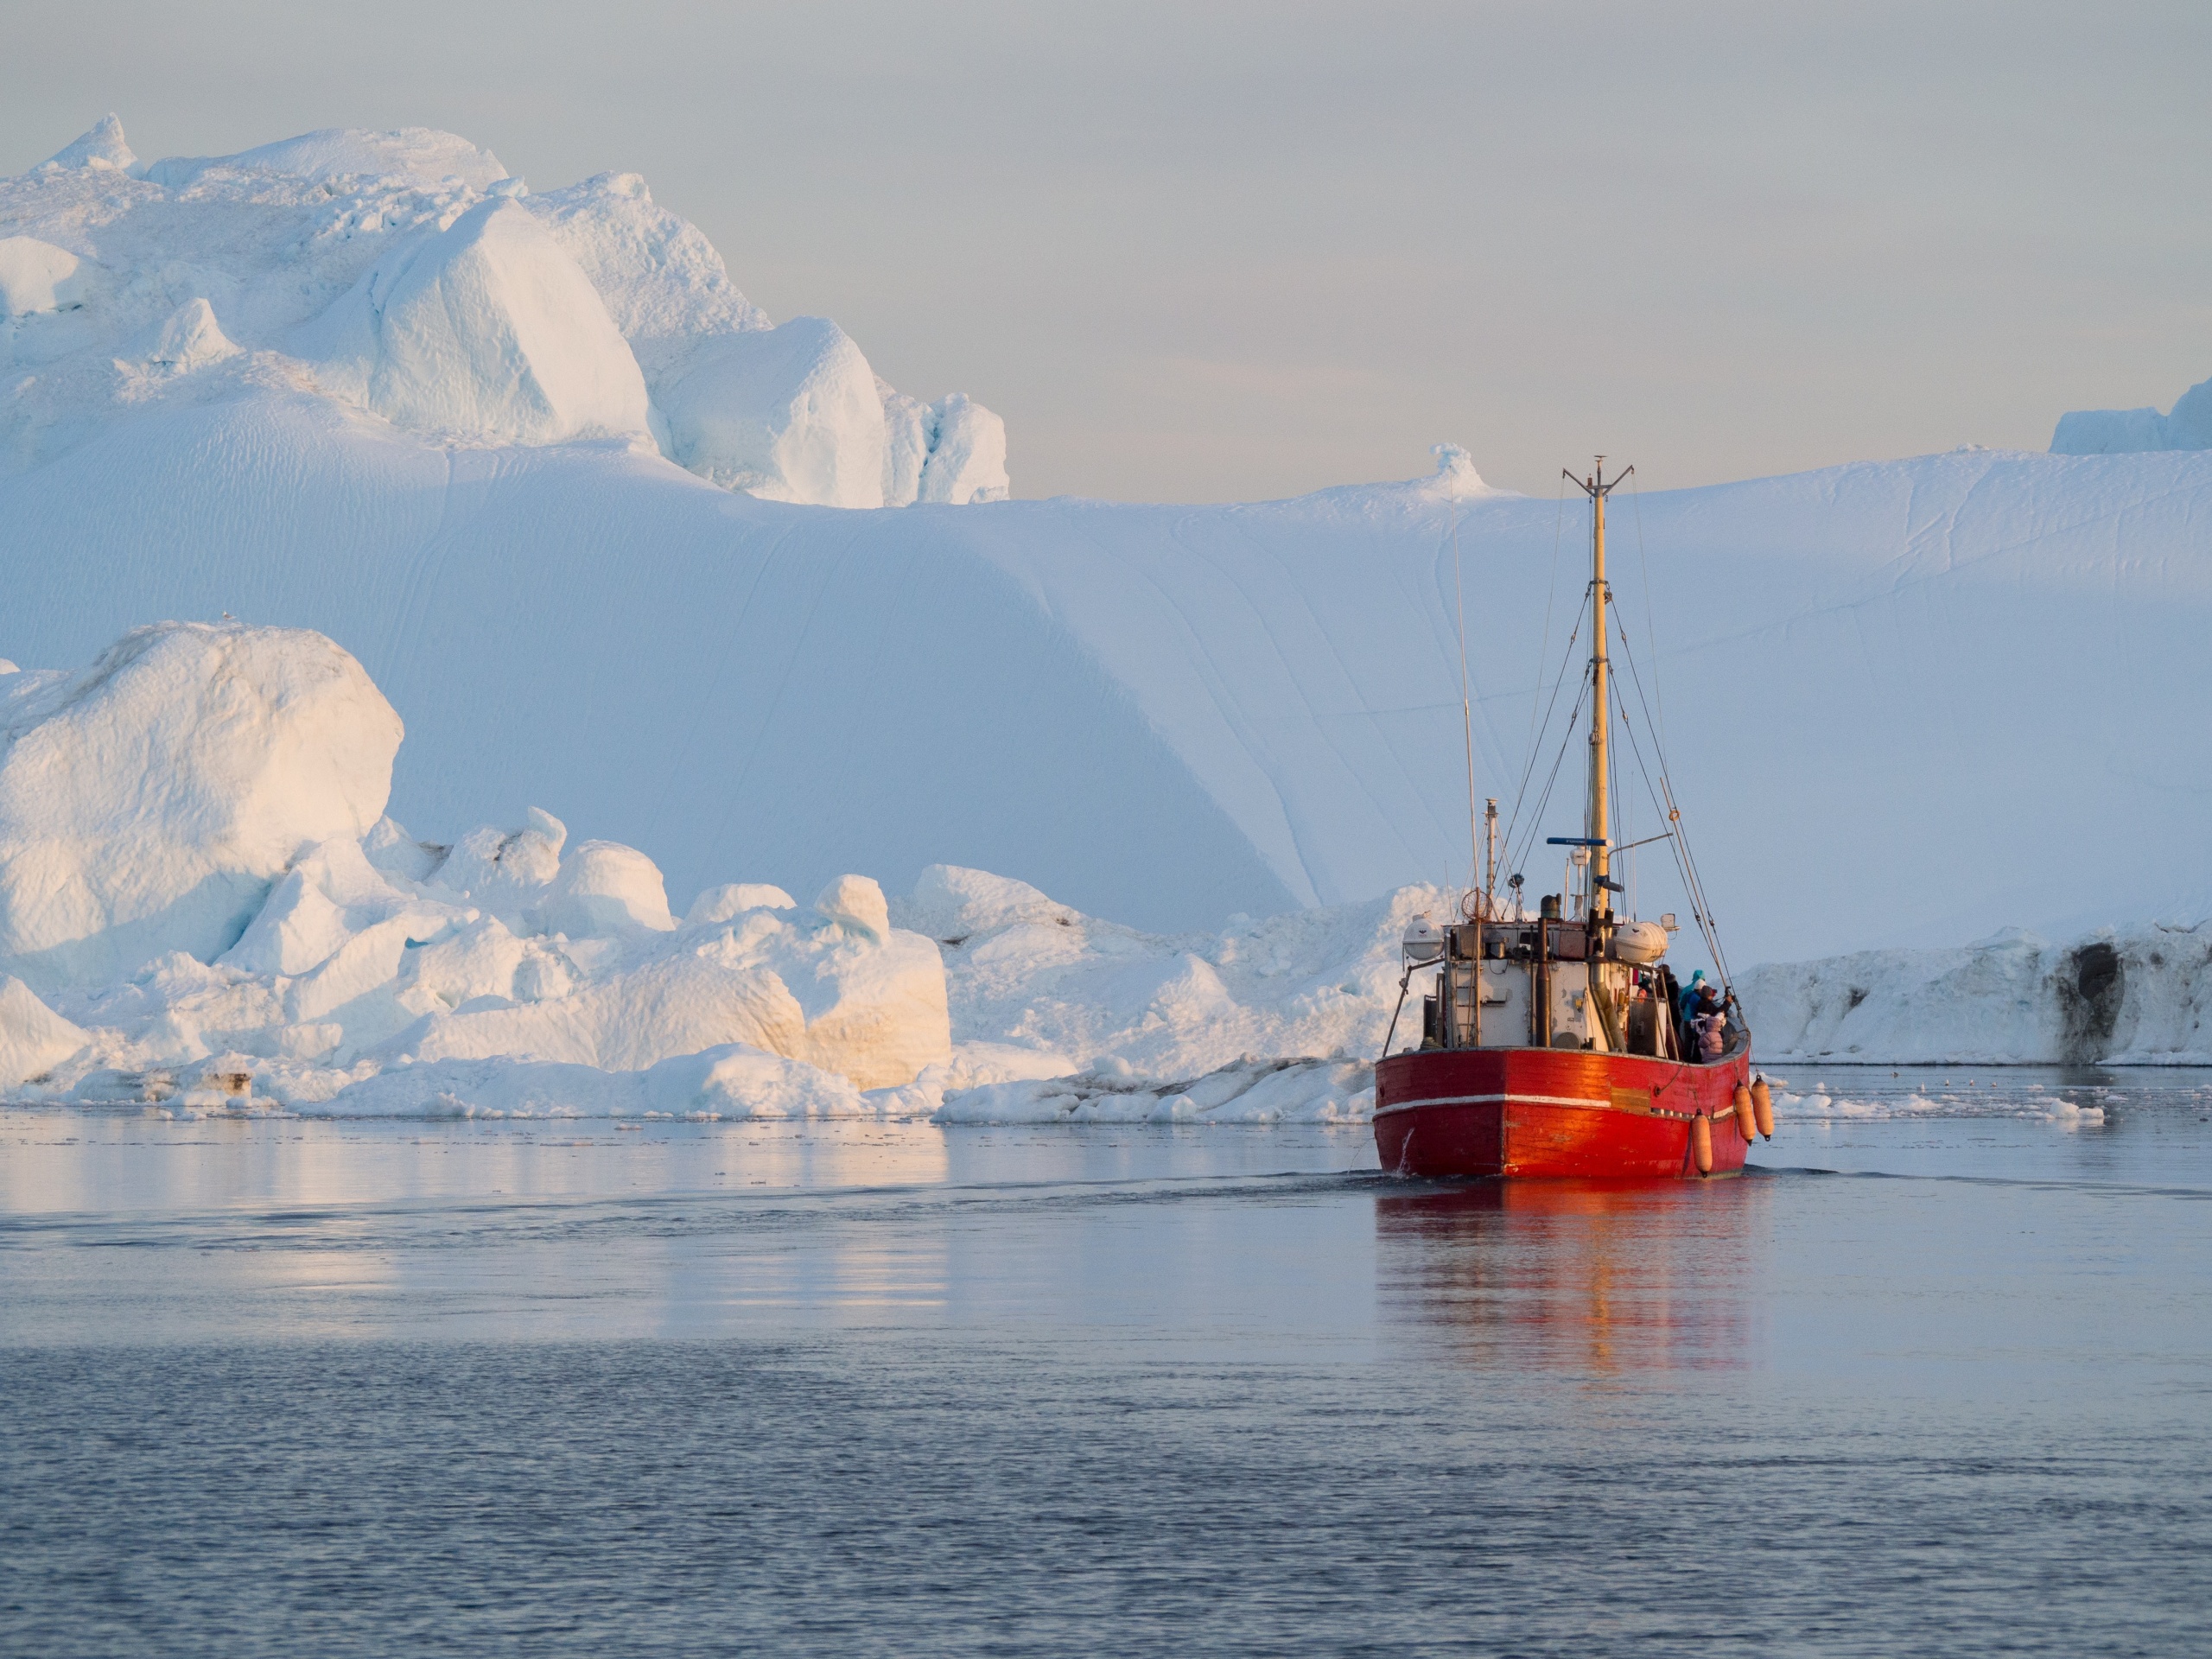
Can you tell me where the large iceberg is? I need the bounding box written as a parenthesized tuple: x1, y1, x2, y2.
(0, 116, 1007, 506)
(0, 616, 2199, 1122)
(3, 115, 2211, 978)
(0, 617, 1409, 1117)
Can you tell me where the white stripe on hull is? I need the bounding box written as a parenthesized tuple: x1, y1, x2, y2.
(1373, 1091, 1607, 1121)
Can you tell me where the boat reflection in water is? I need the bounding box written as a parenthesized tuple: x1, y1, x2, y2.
(1374, 1177, 1771, 1375)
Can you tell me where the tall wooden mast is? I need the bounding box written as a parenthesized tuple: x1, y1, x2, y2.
(1567, 459, 1630, 921)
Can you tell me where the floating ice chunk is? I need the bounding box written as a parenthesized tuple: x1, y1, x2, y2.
(657, 315, 887, 506)
(814, 874, 891, 944)
(684, 883, 797, 925)
(0, 623, 401, 991)
(301, 200, 652, 447)
(902, 867, 1444, 1081)
(542, 840, 677, 938)
(785, 931, 952, 1088)
(2045, 1099, 2107, 1128)
(0, 238, 87, 318)
(142, 127, 506, 192)
(137, 299, 238, 374)
(0, 976, 87, 1086)
(915, 393, 1009, 505)
(40, 114, 137, 174)
(314, 1056, 639, 1117)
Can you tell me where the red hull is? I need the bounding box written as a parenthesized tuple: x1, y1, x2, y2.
(1373, 1046, 1755, 1179)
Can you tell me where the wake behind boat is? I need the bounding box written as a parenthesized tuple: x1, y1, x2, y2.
(1375, 461, 1775, 1179)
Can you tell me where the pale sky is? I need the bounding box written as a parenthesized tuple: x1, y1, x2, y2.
(3, 0, 2207, 501)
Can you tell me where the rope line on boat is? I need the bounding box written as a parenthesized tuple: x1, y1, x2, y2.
(1497, 601, 1586, 877)
(1605, 594, 1734, 987)
(1481, 467, 1739, 1001)
(1628, 469, 1669, 753)
(1524, 473, 1571, 788)
(1505, 671, 1590, 882)
(1382, 963, 1414, 1054)
(1448, 469, 1481, 897)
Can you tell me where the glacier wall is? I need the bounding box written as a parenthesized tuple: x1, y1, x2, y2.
(2, 406, 2205, 957)
(1742, 924, 2212, 1065)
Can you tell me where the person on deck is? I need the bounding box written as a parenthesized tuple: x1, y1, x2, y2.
(1677, 969, 1708, 1029)
(1692, 983, 1727, 1061)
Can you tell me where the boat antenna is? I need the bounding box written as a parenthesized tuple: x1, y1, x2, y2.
(1565, 457, 1630, 923)
(1448, 456, 1480, 905)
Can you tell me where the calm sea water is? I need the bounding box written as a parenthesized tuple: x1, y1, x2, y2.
(3, 1066, 2209, 1656)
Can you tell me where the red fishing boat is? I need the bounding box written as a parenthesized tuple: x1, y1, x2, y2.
(1374, 461, 1773, 1179)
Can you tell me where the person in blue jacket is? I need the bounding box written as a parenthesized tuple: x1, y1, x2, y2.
(1677, 969, 1708, 1027)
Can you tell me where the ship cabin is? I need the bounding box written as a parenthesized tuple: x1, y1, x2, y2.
(1414, 901, 1694, 1059)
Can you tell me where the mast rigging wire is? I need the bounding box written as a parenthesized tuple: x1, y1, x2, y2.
(1448, 472, 1480, 900)
(1497, 602, 1586, 865)
(1495, 473, 1734, 995)
(1486, 464, 1738, 990)
(1605, 594, 1732, 983)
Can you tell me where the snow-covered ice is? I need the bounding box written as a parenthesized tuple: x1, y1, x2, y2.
(0, 620, 1427, 1119)
(5, 112, 2212, 1027)
(297, 198, 653, 448)
(1740, 921, 2212, 1066)
(1766, 1083, 2107, 1129)
(658, 316, 887, 506)
(0, 620, 965, 1115)
(0, 236, 86, 316)
(0, 622, 400, 991)
(0, 612, 2196, 1120)
(2050, 372, 2212, 454)
(0, 115, 1005, 505)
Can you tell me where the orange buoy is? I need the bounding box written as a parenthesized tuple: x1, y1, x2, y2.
(1691, 1112, 1713, 1176)
(1732, 1083, 1756, 1143)
(1751, 1077, 1775, 1141)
